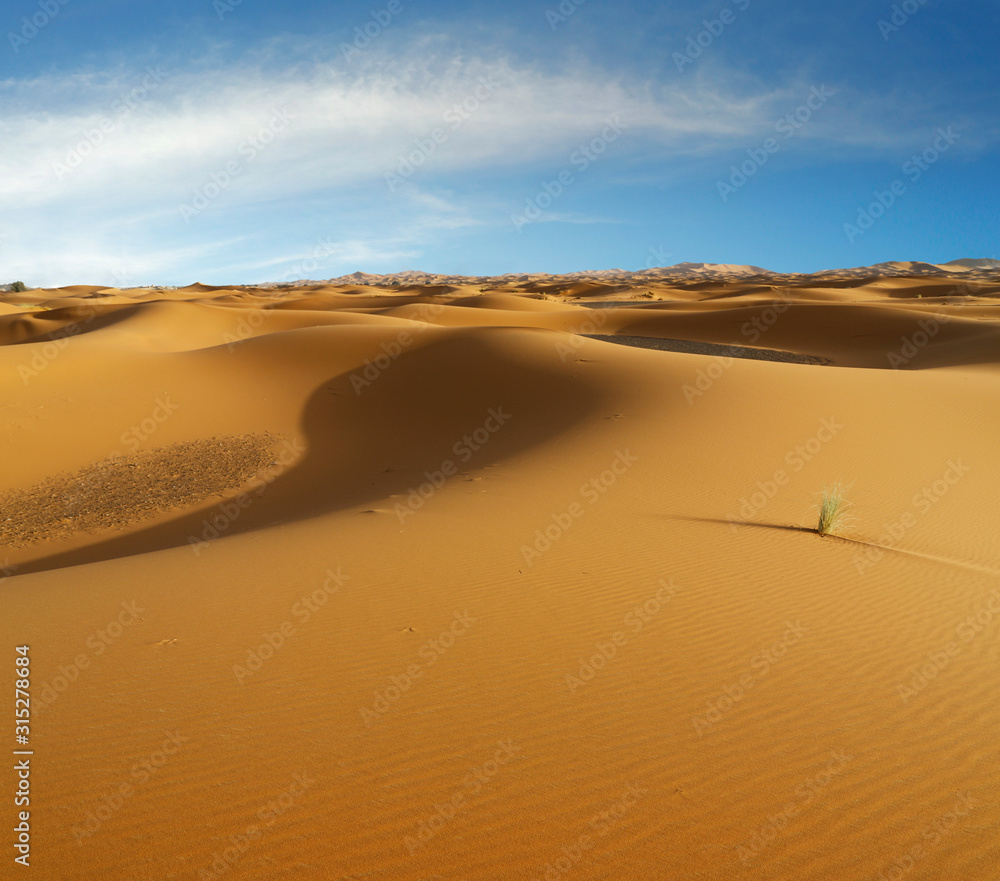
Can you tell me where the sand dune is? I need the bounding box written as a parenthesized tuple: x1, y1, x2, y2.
(261, 259, 1000, 288)
(2, 268, 999, 880)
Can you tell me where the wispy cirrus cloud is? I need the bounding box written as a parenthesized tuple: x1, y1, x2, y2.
(0, 36, 988, 285)
(5, 45, 956, 210)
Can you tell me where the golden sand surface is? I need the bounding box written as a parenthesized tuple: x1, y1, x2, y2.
(2, 267, 999, 879)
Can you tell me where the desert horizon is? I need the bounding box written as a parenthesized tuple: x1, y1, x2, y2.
(6, 256, 998, 293)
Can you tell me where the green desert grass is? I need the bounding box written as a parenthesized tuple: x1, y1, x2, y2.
(816, 482, 853, 536)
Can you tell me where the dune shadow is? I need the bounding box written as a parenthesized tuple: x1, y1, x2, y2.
(0, 303, 143, 347)
(585, 334, 833, 366)
(13, 330, 615, 575)
(668, 514, 930, 551)
(667, 514, 817, 535)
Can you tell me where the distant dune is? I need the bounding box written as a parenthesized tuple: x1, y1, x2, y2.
(257, 258, 1000, 288)
(944, 257, 1000, 270)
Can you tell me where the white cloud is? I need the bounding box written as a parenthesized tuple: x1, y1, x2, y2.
(0, 51, 823, 211)
(0, 42, 980, 284)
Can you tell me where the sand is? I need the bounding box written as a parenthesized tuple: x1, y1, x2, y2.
(2, 266, 999, 880)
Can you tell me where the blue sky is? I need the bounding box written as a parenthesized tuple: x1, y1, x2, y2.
(1, 0, 997, 285)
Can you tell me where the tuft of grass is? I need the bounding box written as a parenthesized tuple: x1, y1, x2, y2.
(816, 482, 852, 536)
